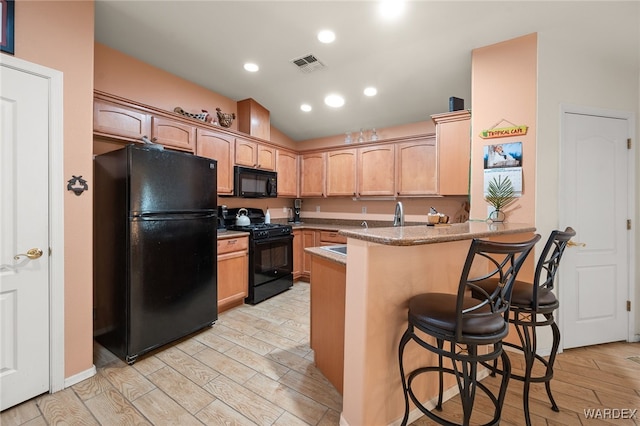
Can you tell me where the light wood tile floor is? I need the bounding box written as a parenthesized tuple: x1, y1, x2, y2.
(2, 281, 639, 425)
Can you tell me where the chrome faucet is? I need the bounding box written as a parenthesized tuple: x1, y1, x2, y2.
(393, 201, 404, 227)
(361, 221, 368, 229)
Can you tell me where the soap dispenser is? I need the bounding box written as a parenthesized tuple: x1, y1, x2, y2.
(265, 207, 271, 224)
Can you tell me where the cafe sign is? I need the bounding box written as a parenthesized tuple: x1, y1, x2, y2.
(480, 125, 528, 139)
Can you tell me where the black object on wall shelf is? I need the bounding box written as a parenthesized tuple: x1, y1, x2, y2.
(449, 97, 464, 112)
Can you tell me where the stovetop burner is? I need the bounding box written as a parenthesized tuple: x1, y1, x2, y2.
(222, 208, 292, 239)
(229, 222, 292, 239)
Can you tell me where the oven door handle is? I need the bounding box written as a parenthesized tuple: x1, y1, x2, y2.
(253, 235, 293, 246)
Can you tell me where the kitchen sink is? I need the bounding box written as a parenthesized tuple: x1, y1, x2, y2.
(322, 245, 347, 255)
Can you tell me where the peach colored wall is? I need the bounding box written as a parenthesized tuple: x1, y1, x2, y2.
(13, 1, 95, 378)
(94, 43, 242, 131)
(470, 34, 537, 224)
(269, 125, 296, 150)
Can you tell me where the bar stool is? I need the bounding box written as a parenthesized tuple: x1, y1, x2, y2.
(473, 227, 575, 426)
(398, 235, 540, 426)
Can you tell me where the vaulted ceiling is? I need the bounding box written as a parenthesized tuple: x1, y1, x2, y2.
(95, 1, 636, 141)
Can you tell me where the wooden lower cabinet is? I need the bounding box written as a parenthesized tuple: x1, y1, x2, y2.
(310, 255, 346, 394)
(319, 231, 347, 245)
(301, 230, 318, 281)
(293, 230, 303, 280)
(217, 236, 248, 313)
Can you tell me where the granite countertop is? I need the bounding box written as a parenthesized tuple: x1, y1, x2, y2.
(216, 230, 249, 240)
(338, 221, 536, 246)
(305, 245, 347, 266)
(289, 222, 363, 232)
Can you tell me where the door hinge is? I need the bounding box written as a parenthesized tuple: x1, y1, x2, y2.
(628, 219, 632, 230)
(628, 138, 632, 149)
(627, 300, 631, 312)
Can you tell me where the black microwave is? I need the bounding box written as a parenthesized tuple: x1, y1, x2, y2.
(233, 166, 277, 198)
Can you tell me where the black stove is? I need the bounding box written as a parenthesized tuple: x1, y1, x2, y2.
(220, 207, 294, 304)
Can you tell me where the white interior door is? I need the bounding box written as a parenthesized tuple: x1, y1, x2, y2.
(559, 110, 631, 349)
(0, 64, 51, 410)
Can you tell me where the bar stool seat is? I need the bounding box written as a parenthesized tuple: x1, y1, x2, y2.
(398, 235, 540, 426)
(409, 293, 508, 337)
(472, 227, 575, 426)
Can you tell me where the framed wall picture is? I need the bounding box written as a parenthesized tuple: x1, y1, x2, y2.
(1, 0, 15, 55)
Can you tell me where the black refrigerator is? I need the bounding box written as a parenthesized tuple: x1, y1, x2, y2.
(93, 144, 217, 364)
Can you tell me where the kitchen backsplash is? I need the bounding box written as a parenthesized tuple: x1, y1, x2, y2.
(217, 196, 469, 224)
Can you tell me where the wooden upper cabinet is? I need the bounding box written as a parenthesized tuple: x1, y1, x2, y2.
(257, 144, 276, 171)
(94, 99, 150, 141)
(432, 110, 471, 195)
(357, 144, 395, 196)
(151, 116, 196, 152)
(396, 138, 437, 196)
(326, 149, 357, 197)
(237, 98, 270, 140)
(276, 149, 298, 197)
(196, 128, 235, 195)
(300, 152, 326, 197)
(235, 138, 276, 170)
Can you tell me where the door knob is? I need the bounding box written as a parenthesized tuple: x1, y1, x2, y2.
(567, 240, 586, 247)
(14, 248, 43, 260)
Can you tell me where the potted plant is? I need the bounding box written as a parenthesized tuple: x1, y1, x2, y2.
(485, 175, 516, 222)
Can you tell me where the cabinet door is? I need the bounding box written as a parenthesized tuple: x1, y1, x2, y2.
(300, 153, 326, 197)
(396, 139, 437, 196)
(235, 138, 258, 167)
(217, 237, 248, 313)
(293, 230, 303, 279)
(302, 230, 318, 277)
(433, 111, 471, 195)
(326, 149, 357, 197)
(276, 149, 298, 197)
(319, 231, 347, 244)
(151, 116, 196, 152)
(196, 128, 235, 195)
(94, 99, 150, 141)
(257, 144, 276, 171)
(357, 144, 395, 196)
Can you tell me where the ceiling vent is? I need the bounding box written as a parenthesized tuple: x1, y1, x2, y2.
(291, 54, 326, 73)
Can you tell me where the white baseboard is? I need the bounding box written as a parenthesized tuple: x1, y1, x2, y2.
(63, 365, 97, 388)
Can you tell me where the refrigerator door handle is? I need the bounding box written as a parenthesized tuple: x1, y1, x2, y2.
(133, 211, 217, 221)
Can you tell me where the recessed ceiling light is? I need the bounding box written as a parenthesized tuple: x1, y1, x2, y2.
(243, 63, 259, 72)
(300, 104, 312, 112)
(324, 94, 345, 108)
(317, 30, 336, 44)
(379, 0, 405, 19)
(364, 87, 378, 97)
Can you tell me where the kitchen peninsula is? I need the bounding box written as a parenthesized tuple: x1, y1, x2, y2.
(307, 221, 536, 426)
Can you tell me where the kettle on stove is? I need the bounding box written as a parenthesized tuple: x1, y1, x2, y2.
(235, 208, 251, 226)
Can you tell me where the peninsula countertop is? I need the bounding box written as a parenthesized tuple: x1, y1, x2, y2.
(338, 221, 536, 246)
